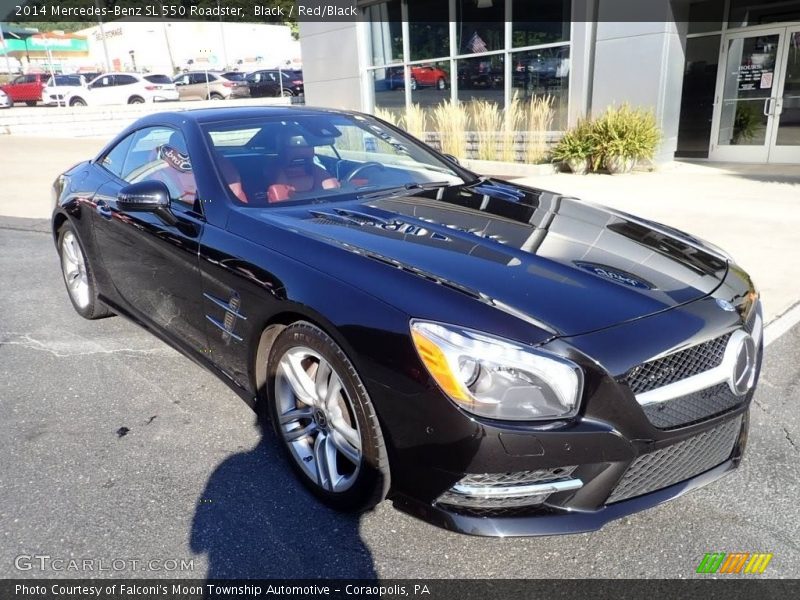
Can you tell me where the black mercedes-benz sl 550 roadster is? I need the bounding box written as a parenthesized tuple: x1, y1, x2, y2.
(52, 106, 762, 536)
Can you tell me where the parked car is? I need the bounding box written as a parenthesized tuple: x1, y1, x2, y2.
(246, 69, 303, 97)
(0, 73, 49, 106)
(173, 71, 249, 101)
(42, 73, 101, 106)
(65, 73, 179, 106)
(375, 66, 448, 92)
(458, 61, 503, 89)
(0, 89, 12, 109)
(51, 106, 763, 537)
(220, 71, 247, 82)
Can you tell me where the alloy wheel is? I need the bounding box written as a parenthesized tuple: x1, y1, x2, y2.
(275, 347, 363, 492)
(60, 230, 90, 309)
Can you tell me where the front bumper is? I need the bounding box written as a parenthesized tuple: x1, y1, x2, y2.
(394, 412, 749, 536)
(376, 290, 762, 536)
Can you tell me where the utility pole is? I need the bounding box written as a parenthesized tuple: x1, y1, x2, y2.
(162, 22, 176, 74)
(93, 0, 111, 71)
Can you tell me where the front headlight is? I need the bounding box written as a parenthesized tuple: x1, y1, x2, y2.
(410, 321, 583, 421)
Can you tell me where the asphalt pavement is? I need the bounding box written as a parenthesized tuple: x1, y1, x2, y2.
(1, 215, 798, 579)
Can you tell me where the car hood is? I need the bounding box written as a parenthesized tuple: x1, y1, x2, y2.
(251, 180, 729, 336)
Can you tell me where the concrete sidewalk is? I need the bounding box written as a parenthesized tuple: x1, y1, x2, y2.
(516, 161, 800, 323)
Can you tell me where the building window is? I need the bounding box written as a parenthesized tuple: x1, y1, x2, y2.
(456, 0, 506, 54)
(457, 55, 505, 105)
(676, 35, 721, 158)
(363, 0, 572, 131)
(512, 0, 570, 46)
(365, 0, 403, 66)
(511, 46, 570, 129)
(728, 0, 800, 28)
(410, 61, 452, 109)
(407, 0, 450, 61)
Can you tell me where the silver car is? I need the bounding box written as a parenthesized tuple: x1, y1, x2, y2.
(0, 88, 11, 109)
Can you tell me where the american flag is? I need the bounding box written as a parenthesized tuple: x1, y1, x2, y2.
(467, 32, 488, 54)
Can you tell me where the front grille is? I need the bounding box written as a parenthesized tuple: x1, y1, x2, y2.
(607, 416, 741, 503)
(643, 383, 744, 429)
(624, 333, 731, 395)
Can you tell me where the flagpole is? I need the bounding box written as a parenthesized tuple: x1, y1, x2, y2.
(0, 24, 14, 78)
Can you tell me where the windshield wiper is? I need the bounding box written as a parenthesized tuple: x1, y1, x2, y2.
(357, 181, 451, 200)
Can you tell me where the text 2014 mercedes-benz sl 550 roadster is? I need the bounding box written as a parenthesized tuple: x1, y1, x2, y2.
(52, 107, 762, 536)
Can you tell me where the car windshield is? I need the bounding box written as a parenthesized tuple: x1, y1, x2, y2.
(202, 113, 466, 206)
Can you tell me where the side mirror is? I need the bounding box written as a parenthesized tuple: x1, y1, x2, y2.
(117, 180, 176, 225)
(442, 153, 460, 165)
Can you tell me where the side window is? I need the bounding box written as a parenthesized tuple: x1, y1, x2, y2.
(116, 75, 137, 86)
(189, 73, 204, 85)
(91, 75, 112, 88)
(100, 133, 136, 178)
(175, 74, 189, 85)
(121, 127, 198, 207)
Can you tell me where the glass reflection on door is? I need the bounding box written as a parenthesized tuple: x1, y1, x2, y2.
(775, 32, 800, 147)
(717, 34, 779, 146)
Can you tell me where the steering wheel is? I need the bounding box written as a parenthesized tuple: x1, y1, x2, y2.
(344, 162, 385, 184)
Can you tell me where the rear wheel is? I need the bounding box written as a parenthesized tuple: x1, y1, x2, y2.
(25, 100, 37, 107)
(128, 96, 145, 104)
(281, 89, 294, 97)
(266, 322, 389, 511)
(410, 77, 418, 91)
(208, 92, 224, 101)
(57, 223, 112, 320)
(437, 77, 447, 90)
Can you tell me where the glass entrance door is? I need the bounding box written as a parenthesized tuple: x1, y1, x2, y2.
(710, 26, 800, 163)
(770, 28, 800, 163)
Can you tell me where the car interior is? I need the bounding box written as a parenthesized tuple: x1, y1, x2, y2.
(204, 116, 462, 206)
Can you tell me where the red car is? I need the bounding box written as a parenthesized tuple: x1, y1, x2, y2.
(384, 66, 449, 91)
(0, 73, 48, 106)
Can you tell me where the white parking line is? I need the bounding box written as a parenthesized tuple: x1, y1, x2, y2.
(764, 301, 800, 347)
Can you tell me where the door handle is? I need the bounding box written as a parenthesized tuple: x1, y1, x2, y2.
(763, 97, 773, 116)
(95, 200, 112, 220)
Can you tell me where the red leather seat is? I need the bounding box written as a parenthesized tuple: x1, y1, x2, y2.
(267, 134, 339, 203)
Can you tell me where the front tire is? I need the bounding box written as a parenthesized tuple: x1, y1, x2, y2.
(266, 322, 389, 511)
(281, 89, 294, 97)
(69, 97, 86, 107)
(25, 100, 37, 107)
(57, 223, 112, 320)
(128, 96, 145, 104)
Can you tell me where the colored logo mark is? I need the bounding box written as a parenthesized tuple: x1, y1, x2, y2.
(696, 552, 773, 574)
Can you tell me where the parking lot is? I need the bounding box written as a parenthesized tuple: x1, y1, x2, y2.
(0, 137, 799, 579)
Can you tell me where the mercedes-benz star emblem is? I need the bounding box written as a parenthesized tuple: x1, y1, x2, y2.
(729, 332, 757, 396)
(716, 298, 736, 312)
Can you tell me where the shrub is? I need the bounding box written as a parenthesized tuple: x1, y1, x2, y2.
(501, 95, 524, 163)
(374, 107, 400, 127)
(589, 104, 660, 171)
(402, 103, 427, 139)
(432, 100, 469, 158)
(470, 100, 503, 161)
(551, 119, 595, 162)
(524, 95, 554, 164)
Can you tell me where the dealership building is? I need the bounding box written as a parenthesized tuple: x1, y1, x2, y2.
(299, 0, 800, 163)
